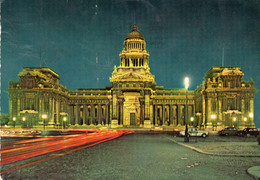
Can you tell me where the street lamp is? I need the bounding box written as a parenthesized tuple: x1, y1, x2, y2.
(190, 117, 194, 127)
(211, 114, 216, 130)
(184, 77, 189, 142)
(22, 117, 26, 128)
(233, 117, 237, 127)
(63, 117, 67, 129)
(249, 113, 253, 127)
(244, 117, 248, 128)
(42, 114, 47, 130)
(13, 117, 16, 129)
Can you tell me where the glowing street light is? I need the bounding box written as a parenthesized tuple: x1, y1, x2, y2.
(249, 113, 254, 127)
(244, 117, 248, 128)
(63, 117, 67, 129)
(22, 117, 26, 128)
(211, 114, 216, 120)
(13, 117, 16, 129)
(233, 117, 237, 127)
(184, 77, 189, 90)
(190, 117, 194, 127)
(184, 77, 189, 142)
(42, 114, 47, 130)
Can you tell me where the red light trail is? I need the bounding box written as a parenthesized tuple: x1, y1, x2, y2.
(1, 129, 133, 174)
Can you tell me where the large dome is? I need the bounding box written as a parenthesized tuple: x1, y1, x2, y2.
(125, 25, 144, 40)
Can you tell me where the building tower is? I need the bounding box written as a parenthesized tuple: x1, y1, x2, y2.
(110, 25, 156, 127)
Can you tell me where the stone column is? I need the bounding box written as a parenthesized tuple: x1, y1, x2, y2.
(162, 104, 165, 125)
(90, 104, 94, 125)
(52, 98, 55, 125)
(120, 102, 123, 125)
(144, 94, 150, 120)
(86, 105, 89, 125)
(9, 94, 13, 121)
(42, 97, 45, 115)
(202, 95, 206, 127)
(98, 104, 101, 125)
(112, 93, 118, 120)
(56, 99, 60, 125)
(39, 96, 42, 115)
(150, 105, 153, 126)
(83, 105, 86, 125)
(49, 97, 54, 125)
(241, 99, 245, 116)
(75, 105, 79, 125)
(169, 105, 173, 125)
(109, 100, 112, 124)
(177, 105, 181, 125)
(249, 98, 255, 126)
(17, 96, 21, 116)
(143, 93, 151, 128)
(218, 98, 222, 128)
(106, 104, 109, 125)
(129, 58, 132, 67)
(206, 98, 212, 129)
(154, 105, 158, 126)
(68, 105, 73, 125)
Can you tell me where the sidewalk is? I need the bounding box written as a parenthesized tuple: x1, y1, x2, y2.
(166, 136, 260, 179)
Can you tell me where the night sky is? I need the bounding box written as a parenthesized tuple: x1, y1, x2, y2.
(1, 0, 260, 127)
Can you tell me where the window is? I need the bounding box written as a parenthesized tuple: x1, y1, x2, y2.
(212, 102, 216, 112)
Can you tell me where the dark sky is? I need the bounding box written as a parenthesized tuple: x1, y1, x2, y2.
(1, 0, 260, 127)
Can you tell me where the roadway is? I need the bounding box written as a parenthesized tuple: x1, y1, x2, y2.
(1, 133, 258, 180)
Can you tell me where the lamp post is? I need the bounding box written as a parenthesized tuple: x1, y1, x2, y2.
(13, 117, 16, 129)
(211, 114, 216, 130)
(249, 113, 253, 128)
(22, 117, 26, 128)
(184, 77, 189, 142)
(190, 117, 194, 127)
(244, 117, 248, 128)
(63, 117, 67, 129)
(233, 117, 237, 127)
(42, 114, 47, 130)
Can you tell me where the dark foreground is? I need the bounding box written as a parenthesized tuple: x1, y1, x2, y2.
(2, 134, 259, 180)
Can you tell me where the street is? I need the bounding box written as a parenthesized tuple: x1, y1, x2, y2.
(1, 133, 259, 180)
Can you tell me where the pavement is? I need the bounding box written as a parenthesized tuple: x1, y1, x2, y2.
(1, 127, 259, 179)
(166, 136, 260, 179)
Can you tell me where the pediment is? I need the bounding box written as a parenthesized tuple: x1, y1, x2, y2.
(111, 71, 154, 82)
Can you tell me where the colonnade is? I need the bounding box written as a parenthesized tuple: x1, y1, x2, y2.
(9, 92, 69, 127)
(121, 58, 145, 67)
(153, 104, 195, 126)
(69, 103, 109, 126)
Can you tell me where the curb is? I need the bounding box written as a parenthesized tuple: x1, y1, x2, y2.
(166, 136, 260, 158)
(247, 166, 260, 180)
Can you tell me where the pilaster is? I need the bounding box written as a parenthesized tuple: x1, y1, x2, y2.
(169, 105, 173, 125)
(154, 105, 158, 126)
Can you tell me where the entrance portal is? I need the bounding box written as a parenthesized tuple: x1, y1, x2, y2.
(130, 113, 135, 125)
(123, 92, 141, 126)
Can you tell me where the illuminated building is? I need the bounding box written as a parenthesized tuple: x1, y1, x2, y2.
(7, 25, 257, 129)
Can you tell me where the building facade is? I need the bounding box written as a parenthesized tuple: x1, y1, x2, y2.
(7, 25, 257, 130)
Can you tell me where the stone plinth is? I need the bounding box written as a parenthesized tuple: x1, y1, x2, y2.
(111, 120, 118, 128)
(143, 120, 151, 129)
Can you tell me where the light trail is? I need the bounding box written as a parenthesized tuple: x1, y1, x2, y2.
(0, 130, 133, 166)
(0, 131, 129, 175)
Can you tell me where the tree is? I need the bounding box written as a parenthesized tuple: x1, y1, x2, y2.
(0, 114, 9, 125)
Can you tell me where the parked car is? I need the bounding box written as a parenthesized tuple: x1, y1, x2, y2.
(239, 128, 259, 137)
(218, 127, 239, 136)
(179, 128, 208, 138)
